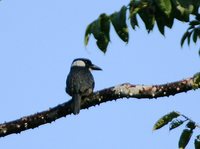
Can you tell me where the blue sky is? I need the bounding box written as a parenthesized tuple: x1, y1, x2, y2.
(0, 0, 199, 148)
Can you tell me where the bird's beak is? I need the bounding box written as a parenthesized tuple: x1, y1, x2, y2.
(90, 64, 102, 71)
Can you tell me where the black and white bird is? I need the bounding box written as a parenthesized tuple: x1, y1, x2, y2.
(66, 58, 102, 115)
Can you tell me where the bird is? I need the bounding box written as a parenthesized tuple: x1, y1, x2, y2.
(66, 58, 102, 115)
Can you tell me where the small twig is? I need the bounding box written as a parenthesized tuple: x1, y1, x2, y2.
(180, 113, 200, 129)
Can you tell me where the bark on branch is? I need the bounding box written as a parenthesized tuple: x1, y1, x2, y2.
(0, 73, 200, 138)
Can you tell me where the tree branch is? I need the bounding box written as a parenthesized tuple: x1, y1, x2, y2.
(0, 73, 199, 138)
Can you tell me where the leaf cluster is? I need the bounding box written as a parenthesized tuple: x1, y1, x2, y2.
(153, 111, 200, 149)
(84, 0, 200, 53)
(181, 14, 200, 49)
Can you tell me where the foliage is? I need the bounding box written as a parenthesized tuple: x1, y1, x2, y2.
(84, 1, 200, 148)
(153, 111, 200, 149)
(181, 14, 200, 48)
(84, 0, 200, 53)
(84, 14, 110, 53)
(153, 111, 180, 130)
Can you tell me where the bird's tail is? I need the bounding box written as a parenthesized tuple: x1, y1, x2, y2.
(72, 94, 81, 115)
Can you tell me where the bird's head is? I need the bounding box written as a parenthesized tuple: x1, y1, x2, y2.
(71, 58, 102, 71)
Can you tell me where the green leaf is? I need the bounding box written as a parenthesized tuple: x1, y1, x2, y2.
(138, 6, 155, 32)
(186, 121, 196, 130)
(130, 14, 139, 30)
(96, 36, 108, 53)
(97, 14, 110, 53)
(196, 14, 200, 21)
(165, 16, 174, 29)
(179, 129, 193, 149)
(195, 135, 200, 149)
(129, 0, 149, 30)
(199, 49, 200, 57)
(193, 29, 199, 43)
(84, 13, 110, 53)
(129, 0, 148, 16)
(110, 6, 129, 43)
(85, 20, 101, 43)
(171, 0, 194, 22)
(181, 31, 189, 47)
(153, 111, 180, 130)
(189, 20, 200, 26)
(155, 11, 165, 35)
(187, 31, 192, 46)
(196, 29, 200, 39)
(99, 14, 110, 43)
(154, 2, 174, 35)
(90, 19, 108, 52)
(154, 0, 172, 17)
(84, 24, 92, 46)
(169, 119, 185, 131)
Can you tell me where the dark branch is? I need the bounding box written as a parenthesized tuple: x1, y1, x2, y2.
(0, 73, 199, 137)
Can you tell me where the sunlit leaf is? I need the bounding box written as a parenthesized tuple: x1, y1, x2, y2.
(171, 0, 194, 22)
(129, 0, 148, 16)
(153, 111, 180, 130)
(154, 0, 172, 17)
(129, 0, 148, 30)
